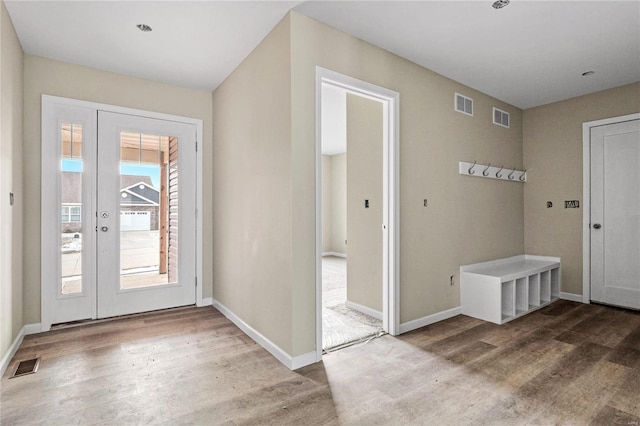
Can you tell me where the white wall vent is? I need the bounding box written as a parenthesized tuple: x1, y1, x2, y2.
(493, 107, 510, 128)
(454, 93, 473, 116)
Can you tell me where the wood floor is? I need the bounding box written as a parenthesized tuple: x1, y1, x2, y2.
(1, 300, 639, 425)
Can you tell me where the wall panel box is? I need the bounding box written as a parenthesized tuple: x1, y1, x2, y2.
(460, 255, 561, 325)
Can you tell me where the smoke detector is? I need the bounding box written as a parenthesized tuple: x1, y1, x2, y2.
(492, 0, 510, 9)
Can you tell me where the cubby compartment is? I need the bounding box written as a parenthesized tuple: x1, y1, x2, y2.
(551, 268, 560, 299)
(502, 280, 515, 321)
(528, 274, 540, 308)
(515, 277, 528, 315)
(461, 255, 561, 325)
(540, 270, 551, 303)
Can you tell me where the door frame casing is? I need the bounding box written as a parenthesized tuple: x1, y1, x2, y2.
(581, 113, 640, 304)
(41, 95, 204, 331)
(314, 67, 400, 362)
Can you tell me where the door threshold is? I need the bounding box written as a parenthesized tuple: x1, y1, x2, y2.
(50, 305, 197, 330)
(590, 301, 640, 313)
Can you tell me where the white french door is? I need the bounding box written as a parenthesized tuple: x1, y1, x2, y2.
(96, 112, 196, 318)
(590, 119, 640, 309)
(42, 97, 199, 328)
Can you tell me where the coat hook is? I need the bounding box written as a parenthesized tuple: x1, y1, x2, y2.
(508, 168, 516, 180)
(468, 160, 477, 175)
(519, 169, 527, 182)
(482, 163, 491, 177)
(495, 165, 504, 178)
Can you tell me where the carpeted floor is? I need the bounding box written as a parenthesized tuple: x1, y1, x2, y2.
(322, 256, 383, 351)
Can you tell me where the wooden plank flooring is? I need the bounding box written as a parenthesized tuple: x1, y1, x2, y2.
(1, 301, 639, 425)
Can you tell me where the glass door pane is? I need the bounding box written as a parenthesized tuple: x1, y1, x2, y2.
(60, 123, 84, 295)
(118, 131, 178, 290)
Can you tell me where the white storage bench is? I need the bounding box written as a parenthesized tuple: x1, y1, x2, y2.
(460, 255, 561, 325)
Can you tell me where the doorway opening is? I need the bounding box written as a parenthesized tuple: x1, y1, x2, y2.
(315, 68, 399, 359)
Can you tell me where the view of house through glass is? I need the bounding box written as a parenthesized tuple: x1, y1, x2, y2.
(119, 131, 179, 290)
(60, 123, 84, 295)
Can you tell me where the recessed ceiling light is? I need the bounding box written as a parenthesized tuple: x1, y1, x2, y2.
(136, 24, 152, 32)
(582, 70, 595, 77)
(492, 0, 510, 9)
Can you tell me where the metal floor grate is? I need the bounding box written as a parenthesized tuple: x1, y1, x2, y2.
(10, 358, 40, 378)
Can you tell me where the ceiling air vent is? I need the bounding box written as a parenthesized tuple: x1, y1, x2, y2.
(455, 93, 473, 116)
(493, 107, 510, 128)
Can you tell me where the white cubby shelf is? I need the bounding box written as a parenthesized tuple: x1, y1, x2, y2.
(460, 255, 561, 325)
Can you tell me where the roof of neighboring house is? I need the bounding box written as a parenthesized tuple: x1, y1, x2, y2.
(61, 173, 158, 205)
(121, 181, 160, 205)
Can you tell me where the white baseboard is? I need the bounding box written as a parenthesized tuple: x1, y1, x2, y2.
(197, 297, 213, 307)
(322, 252, 346, 258)
(24, 323, 42, 335)
(0, 323, 40, 377)
(560, 292, 583, 303)
(345, 300, 382, 321)
(399, 306, 462, 334)
(212, 298, 316, 371)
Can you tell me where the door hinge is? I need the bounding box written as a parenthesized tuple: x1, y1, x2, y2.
(195, 277, 198, 288)
(195, 140, 198, 152)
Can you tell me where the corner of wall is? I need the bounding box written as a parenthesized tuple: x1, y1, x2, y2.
(0, 0, 25, 364)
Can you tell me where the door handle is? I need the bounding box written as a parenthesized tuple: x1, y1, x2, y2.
(593, 223, 602, 229)
(101, 226, 109, 232)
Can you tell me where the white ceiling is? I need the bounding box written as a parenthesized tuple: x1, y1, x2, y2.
(5, 1, 639, 109)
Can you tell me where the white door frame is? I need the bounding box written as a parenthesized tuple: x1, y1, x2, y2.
(315, 67, 400, 362)
(581, 113, 640, 304)
(41, 95, 204, 331)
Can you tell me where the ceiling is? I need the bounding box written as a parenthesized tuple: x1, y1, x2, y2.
(5, 1, 639, 110)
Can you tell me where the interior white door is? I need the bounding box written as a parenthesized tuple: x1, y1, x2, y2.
(590, 119, 640, 309)
(96, 111, 197, 318)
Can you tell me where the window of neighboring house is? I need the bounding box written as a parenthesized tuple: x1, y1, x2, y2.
(61, 206, 81, 223)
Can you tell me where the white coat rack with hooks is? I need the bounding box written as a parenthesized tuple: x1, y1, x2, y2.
(459, 161, 527, 183)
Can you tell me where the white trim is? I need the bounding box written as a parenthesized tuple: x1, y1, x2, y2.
(345, 301, 383, 321)
(0, 323, 41, 377)
(582, 113, 640, 305)
(198, 297, 212, 307)
(41, 95, 205, 328)
(315, 67, 400, 364)
(212, 299, 314, 370)
(399, 306, 462, 334)
(291, 351, 318, 370)
(560, 292, 583, 303)
(1, 329, 25, 377)
(321, 251, 346, 258)
(24, 323, 42, 335)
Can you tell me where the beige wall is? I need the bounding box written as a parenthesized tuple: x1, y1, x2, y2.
(0, 0, 24, 361)
(321, 153, 347, 255)
(330, 153, 346, 254)
(22, 55, 213, 324)
(321, 155, 332, 252)
(290, 11, 524, 355)
(346, 94, 383, 312)
(523, 83, 640, 295)
(211, 16, 294, 353)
